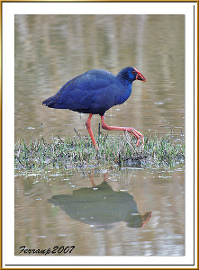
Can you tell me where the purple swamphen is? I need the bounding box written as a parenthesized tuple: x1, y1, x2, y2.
(42, 67, 146, 149)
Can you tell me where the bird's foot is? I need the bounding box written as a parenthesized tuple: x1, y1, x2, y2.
(100, 116, 144, 147)
(127, 127, 144, 146)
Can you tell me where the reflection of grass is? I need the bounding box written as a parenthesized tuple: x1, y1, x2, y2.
(15, 133, 185, 172)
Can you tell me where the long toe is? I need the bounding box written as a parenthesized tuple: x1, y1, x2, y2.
(127, 128, 144, 147)
(136, 137, 141, 147)
(132, 128, 144, 146)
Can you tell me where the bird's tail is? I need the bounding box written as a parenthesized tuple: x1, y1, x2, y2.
(42, 96, 57, 108)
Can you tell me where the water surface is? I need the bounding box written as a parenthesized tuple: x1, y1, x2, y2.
(15, 167, 185, 256)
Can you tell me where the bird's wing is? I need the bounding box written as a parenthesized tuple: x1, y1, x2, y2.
(53, 70, 119, 111)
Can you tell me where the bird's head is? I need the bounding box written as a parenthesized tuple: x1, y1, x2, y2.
(117, 67, 146, 83)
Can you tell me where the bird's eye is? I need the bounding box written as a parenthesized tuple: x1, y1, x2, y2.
(132, 71, 136, 74)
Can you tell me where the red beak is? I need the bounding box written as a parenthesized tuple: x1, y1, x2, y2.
(134, 67, 146, 82)
(136, 71, 146, 82)
(141, 211, 152, 227)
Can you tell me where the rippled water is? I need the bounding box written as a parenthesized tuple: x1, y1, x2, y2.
(15, 15, 185, 257)
(15, 167, 185, 256)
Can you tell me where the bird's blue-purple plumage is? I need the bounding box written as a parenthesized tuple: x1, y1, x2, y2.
(42, 67, 138, 116)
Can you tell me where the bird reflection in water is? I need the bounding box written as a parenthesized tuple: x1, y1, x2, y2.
(48, 173, 151, 228)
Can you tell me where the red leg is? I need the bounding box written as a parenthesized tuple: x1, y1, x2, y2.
(89, 169, 96, 187)
(101, 116, 144, 146)
(85, 113, 98, 149)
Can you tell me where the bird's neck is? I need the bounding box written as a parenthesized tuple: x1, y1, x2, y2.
(115, 73, 134, 104)
(116, 82, 132, 105)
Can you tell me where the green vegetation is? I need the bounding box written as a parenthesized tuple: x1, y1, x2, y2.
(14, 132, 185, 172)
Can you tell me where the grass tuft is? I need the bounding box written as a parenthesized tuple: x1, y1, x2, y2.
(15, 132, 185, 172)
